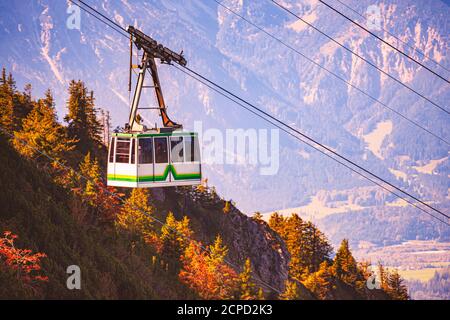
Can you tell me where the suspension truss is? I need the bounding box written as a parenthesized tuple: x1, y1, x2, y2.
(126, 26, 186, 132)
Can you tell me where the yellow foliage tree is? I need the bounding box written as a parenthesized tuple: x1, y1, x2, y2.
(279, 280, 302, 300)
(223, 201, 231, 214)
(0, 68, 15, 131)
(116, 188, 154, 238)
(303, 261, 335, 300)
(13, 91, 75, 165)
(239, 258, 257, 300)
(252, 212, 263, 223)
(78, 152, 102, 200)
(332, 239, 358, 286)
(159, 213, 193, 253)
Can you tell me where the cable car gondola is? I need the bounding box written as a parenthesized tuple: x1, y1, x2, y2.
(107, 26, 201, 188)
(107, 130, 201, 188)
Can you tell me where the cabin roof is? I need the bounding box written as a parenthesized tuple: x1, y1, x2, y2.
(112, 131, 198, 138)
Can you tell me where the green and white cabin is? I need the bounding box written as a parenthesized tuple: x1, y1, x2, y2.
(107, 130, 201, 188)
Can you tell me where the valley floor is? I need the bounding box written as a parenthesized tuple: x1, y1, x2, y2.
(353, 240, 450, 281)
(353, 240, 450, 299)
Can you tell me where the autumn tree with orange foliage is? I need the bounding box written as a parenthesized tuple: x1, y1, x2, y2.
(332, 239, 358, 286)
(279, 280, 302, 300)
(223, 201, 231, 214)
(303, 261, 335, 300)
(0, 231, 48, 289)
(13, 90, 76, 166)
(269, 213, 332, 281)
(72, 152, 121, 223)
(179, 236, 239, 299)
(377, 262, 408, 300)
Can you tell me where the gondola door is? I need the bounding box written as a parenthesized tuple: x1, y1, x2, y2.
(153, 136, 170, 183)
(114, 137, 134, 185)
(137, 137, 154, 185)
(107, 136, 116, 181)
(169, 136, 185, 182)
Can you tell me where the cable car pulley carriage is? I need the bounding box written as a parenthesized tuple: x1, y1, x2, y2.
(107, 26, 201, 188)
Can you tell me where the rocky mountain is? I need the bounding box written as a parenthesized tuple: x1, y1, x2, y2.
(149, 186, 291, 293)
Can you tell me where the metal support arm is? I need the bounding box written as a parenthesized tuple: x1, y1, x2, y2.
(128, 51, 181, 132)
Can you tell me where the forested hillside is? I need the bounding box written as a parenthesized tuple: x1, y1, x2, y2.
(0, 68, 408, 299)
(406, 268, 450, 300)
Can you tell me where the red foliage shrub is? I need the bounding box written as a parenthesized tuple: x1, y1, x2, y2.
(0, 231, 48, 285)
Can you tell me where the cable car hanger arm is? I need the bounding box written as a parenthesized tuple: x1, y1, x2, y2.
(126, 26, 185, 131)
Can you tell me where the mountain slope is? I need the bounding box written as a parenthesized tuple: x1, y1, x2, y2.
(0, 127, 388, 300)
(0, 133, 194, 299)
(0, 132, 295, 297)
(149, 186, 291, 292)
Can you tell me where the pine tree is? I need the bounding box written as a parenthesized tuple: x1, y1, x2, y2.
(257, 287, 265, 300)
(116, 188, 154, 238)
(156, 212, 194, 269)
(286, 216, 306, 280)
(179, 241, 211, 298)
(305, 221, 333, 273)
(332, 239, 358, 286)
(378, 262, 389, 292)
(13, 84, 34, 127)
(303, 261, 335, 300)
(268, 212, 286, 236)
(86, 90, 102, 143)
(279, 280, 301, 300)
(6, 72, 16, 91)
(207, 236, 238, 299)
(223, 201, 231, 214)
(208, 235, 228, 266)
(78, 152, 101, 201)
(0, 68, 15, 131)
(65, 80, 102, 154)
(386, 270, 408, 300)
(239, 258, 257, 300)
(42, 89, 56, 114)
(252, 212, 263, 223)
(99, 108, 111, 145)
(176, 216, 194, 250)
(13, 92, 75, 165)
(269, 213, 333, 282)
(283, 214, 332, 280)
(179, 238, 238, 299)
(69, 150, 119, 224)
(159, 212, 182, 258)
